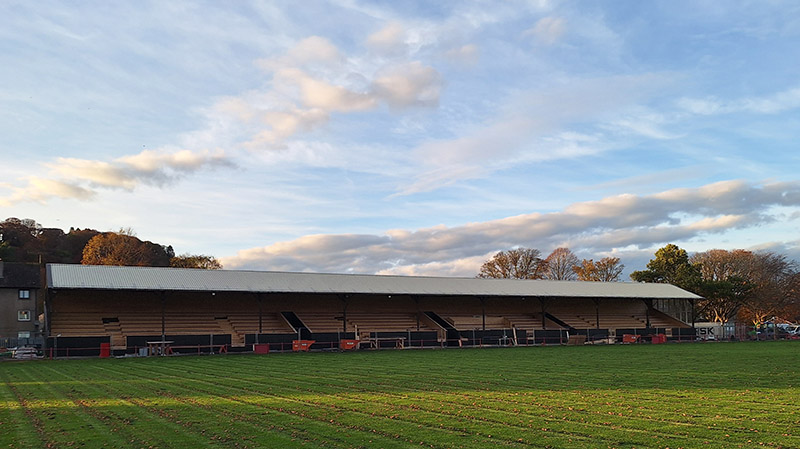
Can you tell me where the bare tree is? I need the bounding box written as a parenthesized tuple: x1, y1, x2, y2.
(543, 247, 579, 280)
(692, 249, 799, 325)
(594, 257, 625, 282)
(738, 252, 798, 326)
(478, 248, 547, 279)
(691, 249, 754, 323)
(574, 257, 625, 282)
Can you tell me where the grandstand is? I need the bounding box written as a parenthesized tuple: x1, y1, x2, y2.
(44, 264, 699, 354)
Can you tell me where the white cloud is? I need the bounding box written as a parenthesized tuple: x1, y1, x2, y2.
(49, 148, 232, 190)
(0, 177, 95, 206)
(222, 180, 800, 276)
(371, 61, 442, 109)
(524, 17, 566, 45)
(215, 35, 443, 150)
(256, 36, 344, 71)
(276, 68, 377, 112)
(443, 44, 479, 66)
(398, 73, 673, 194)
(287, 36, 344, 66)
(367, 22, 408, 56)
(677, 86, 800, 116)
(0, 148, 232, 205)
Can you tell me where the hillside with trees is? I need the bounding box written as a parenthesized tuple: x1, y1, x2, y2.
(0, 217, 221, 269)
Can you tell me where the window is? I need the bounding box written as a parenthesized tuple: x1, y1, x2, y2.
(18, 331, 30, 339)
(17, 310, 31, 321)
(19, 289, 30, 299)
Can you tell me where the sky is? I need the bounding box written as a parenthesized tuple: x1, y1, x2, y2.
(1, 0, 800, 277)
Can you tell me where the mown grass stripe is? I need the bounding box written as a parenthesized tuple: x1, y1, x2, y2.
(0, 369, 45, 449)
(2, 341, 799, 448)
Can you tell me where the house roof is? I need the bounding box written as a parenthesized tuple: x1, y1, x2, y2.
(46, 263, 701, 300)
(0, 262, 41, 288)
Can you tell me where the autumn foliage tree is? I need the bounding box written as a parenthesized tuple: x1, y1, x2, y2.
(574, 257, 625, 282)
(170, 254, 223, 269)
(81, 231, 173, 267)
(478, 248, 548, 279)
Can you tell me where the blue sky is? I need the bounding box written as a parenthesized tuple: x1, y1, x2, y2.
(2, 1, 800, 276)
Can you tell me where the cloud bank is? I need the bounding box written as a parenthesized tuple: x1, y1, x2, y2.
(1, 148, 231, 206)
(222, 180, 800, 276)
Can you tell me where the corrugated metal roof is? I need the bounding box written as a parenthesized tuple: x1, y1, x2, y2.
(46, 264, 701, 299)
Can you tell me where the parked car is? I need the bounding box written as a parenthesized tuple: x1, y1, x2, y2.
(780, 324, 800, 336)
(756, 327, 791, 340)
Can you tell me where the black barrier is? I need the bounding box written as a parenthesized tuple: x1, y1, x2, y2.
(245, 333, 296, 346)
(365, 331, 439, 348)
(670, 327, 697, 342)
(47, 336, 110, 357)
(308, 332, 356, 350)
(569, 328, 610, 343)
(125, 334, 231, 348)
(458, 329, 525, 347)
(614, 328, 667, 342)
(529, 329, 569, 345)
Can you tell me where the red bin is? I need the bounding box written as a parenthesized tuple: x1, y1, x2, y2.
(622, 334, 639, 343)
(99, 343, 111, 358)
(292, 340, 315, 352)
(339, 339, 359, 350)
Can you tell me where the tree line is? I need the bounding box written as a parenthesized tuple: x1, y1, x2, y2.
(478, 244, 800, 325)
(477, 247, 625, 282)
(0, 217, 221, 269)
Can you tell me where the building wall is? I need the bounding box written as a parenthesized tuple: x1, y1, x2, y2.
(0, 262, 41, 340)
(0, 287, 38, 338)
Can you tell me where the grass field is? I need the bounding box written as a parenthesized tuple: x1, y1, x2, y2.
(1, 342, 799, 449)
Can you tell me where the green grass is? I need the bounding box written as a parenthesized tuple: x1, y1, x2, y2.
(1, 342, 799, 449)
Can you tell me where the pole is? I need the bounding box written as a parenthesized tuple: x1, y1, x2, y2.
(480, 297, 486, 331)
(256, 294, 263, 345)
(161, 291, 166, 355)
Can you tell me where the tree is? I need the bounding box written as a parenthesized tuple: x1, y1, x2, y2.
(543, 247, 579, 280)
(478, 248, 547, 279)
(0, 217, 43, 262)
(690, 249, 754, 323)
(737, 252, 798, 326)
(690, 249, 799, 325)
(695, 276, 751, 323)
(63, 228, 101, 263)
(81, 231, 172, 267)
(0, 217, 101, 263)
(170, 254, 223, 269)
(630, 244, 700, 290)
(575, 257, 625, 282)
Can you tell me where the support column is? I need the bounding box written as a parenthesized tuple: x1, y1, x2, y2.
(413, 296, 420, 331)
(160, 291, 167, 354)
(480, 297, 486, 331)
(257, 294, 263, 334)
(594, 298, 600, 329)
(540, 298, 547, 330)
(340, 294, 349, 333)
